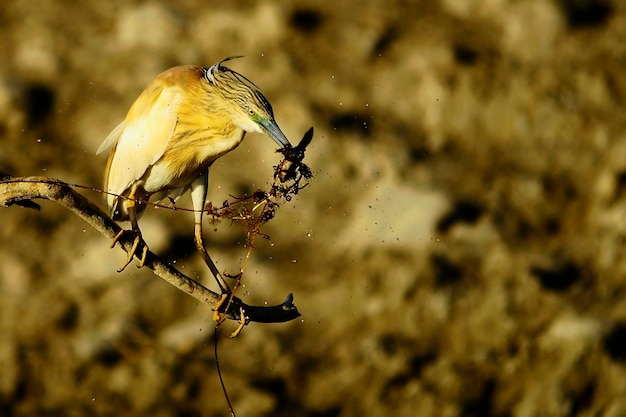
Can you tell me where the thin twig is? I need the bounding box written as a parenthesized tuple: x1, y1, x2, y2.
(0, 176, 301, 324)
(215, 326, 237, 417)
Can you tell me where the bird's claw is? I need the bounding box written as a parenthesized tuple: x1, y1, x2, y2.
(212, 293, 249, 337)
(229, 306, 249, 338)
(212, 293, 230, 324)
(112, 229, 149, 272)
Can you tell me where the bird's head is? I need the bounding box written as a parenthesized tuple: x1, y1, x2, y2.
(205, 57, 291, 149)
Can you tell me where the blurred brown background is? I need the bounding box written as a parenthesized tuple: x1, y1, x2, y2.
(2, 0, 626, 416)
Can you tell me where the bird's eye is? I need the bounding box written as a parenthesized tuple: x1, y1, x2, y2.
(248, 108, 255, 116)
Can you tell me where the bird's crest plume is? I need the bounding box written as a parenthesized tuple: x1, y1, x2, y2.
(204, 56, 274, 117)
(205, 56, 257, 89)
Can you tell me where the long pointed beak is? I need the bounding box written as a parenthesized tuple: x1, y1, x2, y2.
(261, 118, 291, 148)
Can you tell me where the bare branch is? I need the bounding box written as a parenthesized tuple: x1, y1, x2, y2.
(0, 176, 301, 324)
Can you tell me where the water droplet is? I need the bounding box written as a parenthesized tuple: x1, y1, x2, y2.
(291, 259, 297, 263)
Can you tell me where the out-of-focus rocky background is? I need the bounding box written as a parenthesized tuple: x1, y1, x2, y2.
(2, 0, 626, 416)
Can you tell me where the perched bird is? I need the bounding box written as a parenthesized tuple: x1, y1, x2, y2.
(97, 56, 291, 293)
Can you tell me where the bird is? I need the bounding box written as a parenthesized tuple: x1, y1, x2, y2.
(96, 56, 292, 294)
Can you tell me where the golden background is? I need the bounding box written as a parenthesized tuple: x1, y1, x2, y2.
(1, 0, 626, 416)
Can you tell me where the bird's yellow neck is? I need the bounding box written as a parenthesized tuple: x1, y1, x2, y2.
(158, 83, 245, 182)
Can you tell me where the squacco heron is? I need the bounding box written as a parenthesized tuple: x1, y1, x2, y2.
(97, 56, 291, 293)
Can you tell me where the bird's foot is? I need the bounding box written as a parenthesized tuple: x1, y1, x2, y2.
(112, 229, 149, 272)
(212, 293, 249, 338)
(212, 293, 230, 324)
(229, 306, 248, 338)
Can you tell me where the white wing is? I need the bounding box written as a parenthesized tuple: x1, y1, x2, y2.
(96, 120, 125, 155)
(100, 79, 184, 209)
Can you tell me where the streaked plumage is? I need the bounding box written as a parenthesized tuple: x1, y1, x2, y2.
(97, 57, 291, 290)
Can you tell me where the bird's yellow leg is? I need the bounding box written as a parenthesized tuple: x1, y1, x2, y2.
(114, 192, 149, 272)
(194, 220, 230, 294)
(191, 173, 231, 296)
